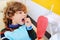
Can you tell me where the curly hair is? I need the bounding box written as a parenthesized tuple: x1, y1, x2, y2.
(3, 2, 27, 28)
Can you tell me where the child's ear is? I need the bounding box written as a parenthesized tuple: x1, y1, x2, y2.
(10, 16, 13, 20)
(10, 18, 12, 20)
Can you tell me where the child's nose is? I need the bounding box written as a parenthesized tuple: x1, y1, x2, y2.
(22, 14, 26, 18)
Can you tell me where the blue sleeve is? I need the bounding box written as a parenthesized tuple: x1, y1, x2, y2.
(26, 26, 33, 30)
(4, 31, 13, 40)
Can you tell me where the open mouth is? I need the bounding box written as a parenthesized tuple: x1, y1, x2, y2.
(22, 18, 25, 22)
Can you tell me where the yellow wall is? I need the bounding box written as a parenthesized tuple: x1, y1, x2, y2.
(32, 0, 60, 15)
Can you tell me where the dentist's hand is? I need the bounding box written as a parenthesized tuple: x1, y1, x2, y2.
(25, 18, 32, 27)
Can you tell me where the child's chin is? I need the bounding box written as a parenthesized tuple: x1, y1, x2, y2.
(19, 22, 24, 25)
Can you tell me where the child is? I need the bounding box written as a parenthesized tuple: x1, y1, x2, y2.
(1, 1, 37, 40)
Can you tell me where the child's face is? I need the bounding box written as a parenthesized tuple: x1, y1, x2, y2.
(12, 11, 27, 25)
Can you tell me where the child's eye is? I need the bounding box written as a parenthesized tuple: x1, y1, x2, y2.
(19, 13, 22, 14)
(19, 12, 22, 14)
(24, 13, 26, 14)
